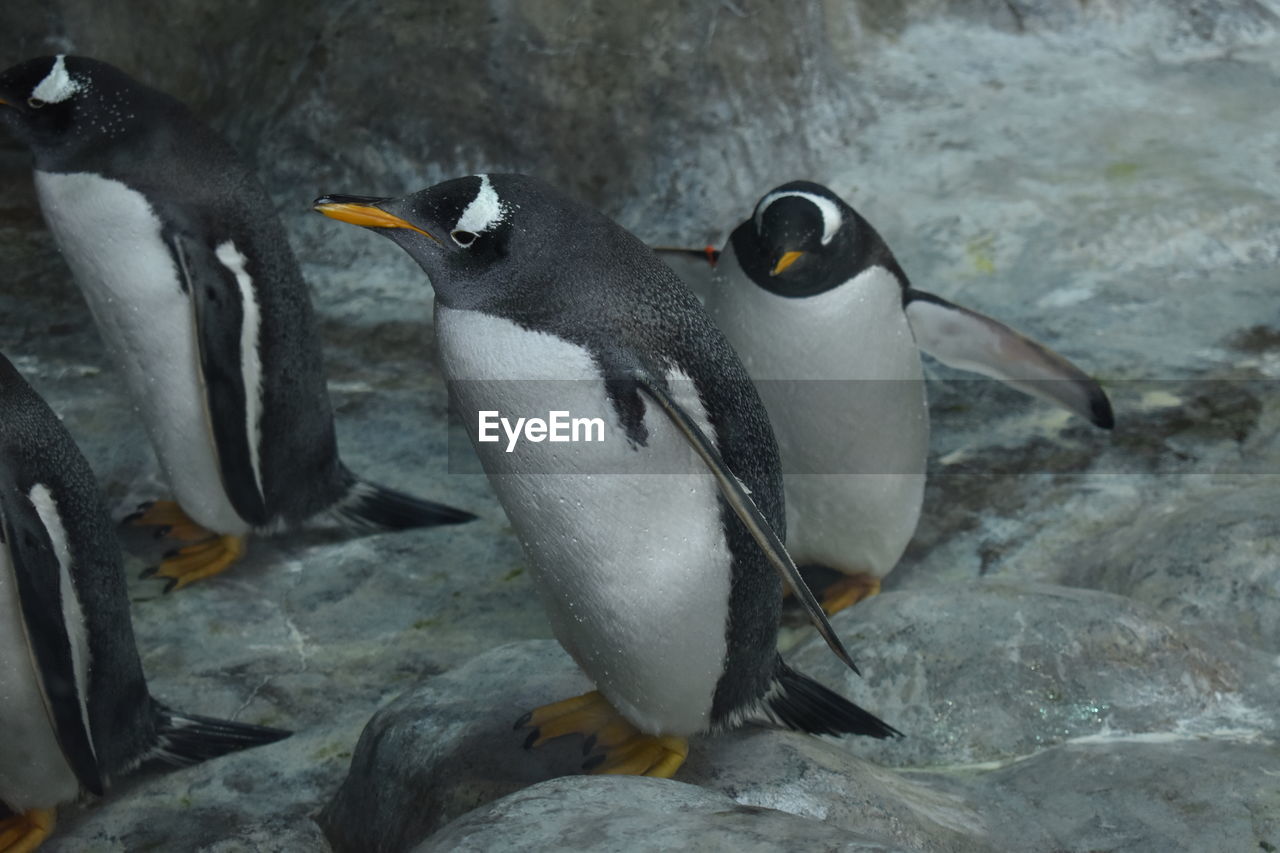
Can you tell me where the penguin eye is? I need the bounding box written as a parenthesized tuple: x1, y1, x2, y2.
(450, 229, 478, 248)
(27, 97, 47, 109)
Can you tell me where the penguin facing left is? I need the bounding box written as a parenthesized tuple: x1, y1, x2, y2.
(0, 351, 289, 852)
(0, 55, 474, 591)
(659, 180, 1113, 614)
(315, 173, 900, 780)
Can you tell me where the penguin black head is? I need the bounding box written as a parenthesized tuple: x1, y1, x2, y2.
(728, 180, 908, 298)
(0, 55, 147, 159)
(316, 174, 615, 313)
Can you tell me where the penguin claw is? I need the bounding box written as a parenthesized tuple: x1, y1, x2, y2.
(820, 572, 882, 616)
(139, 565, 159, 579)
(512, 710, 533, 731)
(0, 807, 56, 853)
(143, 534, 248, 591)
(517, 690, 690, 778)
(588, 736, 688, 778)
(126, 499, 215, 542)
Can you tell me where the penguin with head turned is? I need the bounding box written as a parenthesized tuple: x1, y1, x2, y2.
(660, 181, 1113, 613)
(0, 351, 288, 852)
(0, 55, 474, 590)
(315, 173, 900, 778)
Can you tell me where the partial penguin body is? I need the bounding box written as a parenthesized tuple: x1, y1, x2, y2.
(316, 174, 898, 748)
(0, 56, 472, 570)
(439, 308, 733, 734)
(693, 182, 1113, 602)
(711, 239, 927, 576)
(0, 352, 288, 830)
(34, 169, 247, 534)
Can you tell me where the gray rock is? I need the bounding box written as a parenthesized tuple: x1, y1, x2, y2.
(320, 640, 990, 852)
(324, 630, 1280, 852)
(1046, 481, 1280, 653)
(318, 641, 593, 853)
(414, 775, 900, 853)
(975, 736, 1280, 852)
(793, 582, 1271, 767)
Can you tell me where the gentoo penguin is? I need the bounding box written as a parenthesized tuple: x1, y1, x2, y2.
(0, 56, 474, 590)
(661, 180, 1113, 613)
(315, 174, 900, 778)
(0, 352, 288, 851)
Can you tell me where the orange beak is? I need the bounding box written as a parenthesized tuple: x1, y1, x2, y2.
(313, 199, 441, 245)
(771, 251, 804, 276)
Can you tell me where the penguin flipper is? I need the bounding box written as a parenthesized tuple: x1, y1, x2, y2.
(0, 480, 104, 796)
(904, 289, 1114, 429)
(631, 372, 861, 677)
(169, 233, 271, 526)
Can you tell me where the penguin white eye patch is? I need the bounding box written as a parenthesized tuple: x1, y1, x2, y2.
(31, 54, 84, 104)
(754, 190, 843, 246)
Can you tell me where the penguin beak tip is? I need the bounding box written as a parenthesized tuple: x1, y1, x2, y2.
(770, 251, 805, 276)
(312, 196, 441, 246)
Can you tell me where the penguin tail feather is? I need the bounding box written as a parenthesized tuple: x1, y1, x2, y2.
(333, 479, 476, 532)
(763, 662, 902, 739)
(152, 702, 291, 766)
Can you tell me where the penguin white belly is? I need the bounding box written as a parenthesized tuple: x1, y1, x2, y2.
(707, 251, 928, 577)
(0, 542, 82, 811)
(436, 306, 731, 736)
(34, 171, 247, 534)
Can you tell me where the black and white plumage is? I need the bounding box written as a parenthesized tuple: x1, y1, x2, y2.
(315, 174, 899, 754)
(0, 55, 473, 583)
(677, 181, 1113, 607)
(0, 352, 288, 831)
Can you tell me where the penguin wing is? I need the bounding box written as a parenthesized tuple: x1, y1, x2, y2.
(0, 480, 105, 795)
(904, 289, 1114, 429)
(632, 372, 862, 676)
(170, 234, 271, 525)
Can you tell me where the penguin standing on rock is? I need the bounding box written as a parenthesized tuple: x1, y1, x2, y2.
(661, 181, 1113, 613)
(0, 352, 289, 852)
(316, 173, 900, 779)
(0, 55, 474, 590)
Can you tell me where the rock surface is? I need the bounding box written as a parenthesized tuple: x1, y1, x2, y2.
(0, 1, 1275, 851)
(414, 775, 899, 852)
(319, 641, 987, 853)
